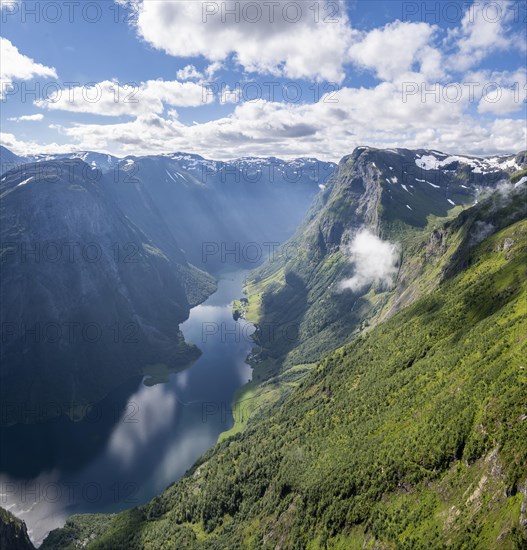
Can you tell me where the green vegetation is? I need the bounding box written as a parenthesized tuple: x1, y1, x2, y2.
(42, 214, 527, 549)
(242, 153, 527, 391)
(511, 168, 527, 185)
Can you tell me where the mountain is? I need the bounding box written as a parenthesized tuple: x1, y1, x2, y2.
(40, 183, 527, 549)
(0, 148, 334, 424)
(0, 148, 120, 175)
(27, 151, 120, 172)
(0, 507, 35, 550)
(1, 147, 336, 270)
(0, 145, 27, 175)
(241, 147, 527, 381)
(107, 154, 335, 270)
(0, 159, 215, 425)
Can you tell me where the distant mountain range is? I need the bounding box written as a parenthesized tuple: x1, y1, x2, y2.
(1, 146, 336, 269)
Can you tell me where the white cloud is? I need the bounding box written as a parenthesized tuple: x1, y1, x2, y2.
(447, 0, 520, 72)
(0, 132, 83, 156)
(3, 2, 525, 160)
(349, 21, 444, 82)
(474, 68, 527, 115)
(123, 0, 354, 82)
(339, 230, 399, 292)
(10, 78, 525, 161)
(0, 37, 57, 92)
(0, 0, 18, 9)
(205, 61, 223, 79)
(35, 79, 210, 116)
(219, 85, 242, 105)
(176, 65, 203, 81)
(7, 113, 44, 122)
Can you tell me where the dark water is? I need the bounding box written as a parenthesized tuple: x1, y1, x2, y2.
(0, 270, 254, 546)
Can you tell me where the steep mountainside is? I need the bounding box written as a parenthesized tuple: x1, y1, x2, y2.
(0, 145, 27, 175)
(41, 186, 527, 549)
(0, 507, 35, 550)
(0, 160, 215, 425)
(242, 147, 526, 378)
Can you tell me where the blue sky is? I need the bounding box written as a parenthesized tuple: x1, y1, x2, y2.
(1, 0, 526, 161)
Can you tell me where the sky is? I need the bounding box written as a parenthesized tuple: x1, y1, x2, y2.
(1, 0, 526, 161)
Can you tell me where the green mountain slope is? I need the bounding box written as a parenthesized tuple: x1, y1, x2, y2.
(243, 148, 526, 379)
(42, 190, 527, 549)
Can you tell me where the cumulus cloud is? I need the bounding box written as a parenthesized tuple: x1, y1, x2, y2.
(474, 68, 527, 115)
(35, 79, 210, 116)
(0, 0, 18, 10)
(339, 230, 400, 292)
(0, 132, 83, 156)
(3, 2, 526, 160)
(8, 81, 526, 161)
(7, 113, 44, 122)
(0, 37, 57, 90)
(176, 64, 203, 81)
(121, 0, 354, 82)
(349, 21, 444, 82)
(447, 0, 520, 72)
(219, 85, 242, 105)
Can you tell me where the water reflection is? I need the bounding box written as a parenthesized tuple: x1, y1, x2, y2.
(0, 270, 253, 546)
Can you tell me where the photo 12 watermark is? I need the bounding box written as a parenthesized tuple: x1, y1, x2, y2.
(0, 480, 139, 505)
(201, 1, 342, 24)
(201, 240, 324, 264)
(401, 81, 527, 105)
(0, 399, 140, 425)
(0, 0, 140, 24)
(1, 240, 142, 265)
(401, 1, 526, 24)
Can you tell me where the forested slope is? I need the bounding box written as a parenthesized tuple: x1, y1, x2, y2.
(43, 191, 527, 549)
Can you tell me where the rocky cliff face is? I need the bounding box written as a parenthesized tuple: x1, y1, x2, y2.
(0, 508, 35, 550)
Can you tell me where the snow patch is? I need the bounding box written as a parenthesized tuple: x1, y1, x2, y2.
(166, 170, 179, 184)
(416, 178, 440, 188)
(416, 153, 522, 174)
(16, 177, 34, 188)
